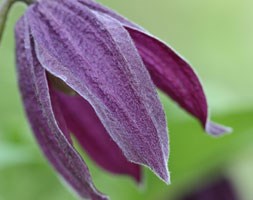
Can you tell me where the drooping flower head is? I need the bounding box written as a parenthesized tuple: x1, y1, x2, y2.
(1, 0, 231, 199)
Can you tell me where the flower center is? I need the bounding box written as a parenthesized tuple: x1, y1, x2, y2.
(47, 73, 77, 96)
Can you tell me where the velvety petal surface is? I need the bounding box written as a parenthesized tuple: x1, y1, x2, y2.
(125, 28, 232, 136)
(27, 0, 170, 182)
(54, 89, 142, 183)
(80, 0, 231, 136)
(15, 17, 107, 200)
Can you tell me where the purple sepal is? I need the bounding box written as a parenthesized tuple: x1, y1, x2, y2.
(80, 0, 232, 136)
(54, 90, 142, 183)
(26, 0, 170, 183)
(15, 17, 108, 200)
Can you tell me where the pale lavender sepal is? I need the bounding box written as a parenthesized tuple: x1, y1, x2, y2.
(27, 0, 170, 183)
(54, 90, 142, 183)
(15, 17, 108, 200)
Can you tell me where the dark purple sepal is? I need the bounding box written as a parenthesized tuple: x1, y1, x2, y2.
(27, 0, 170, 183)
(125, 27, 232, 136)
(54, 90, 142, 183)
(178, 176, 239, 200)
(15, 17, 108, 200)
(80, 0, 232, 136)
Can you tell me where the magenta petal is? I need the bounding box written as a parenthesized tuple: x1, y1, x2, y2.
(54, 90, 142, 183)
(15, 17, 107, 200)
(27, 1, 170, 182)
(125, 27, 232, 136)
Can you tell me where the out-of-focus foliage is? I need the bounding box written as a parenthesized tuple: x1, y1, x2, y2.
(0, 0, 252, 199)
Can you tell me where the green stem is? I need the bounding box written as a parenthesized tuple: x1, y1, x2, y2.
(0, 0, 34, 44)
(0, 0, 14, 44)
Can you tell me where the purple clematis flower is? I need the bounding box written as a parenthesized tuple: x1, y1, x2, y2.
(13, 0, 231, 199)
(177, 176, 239, 200)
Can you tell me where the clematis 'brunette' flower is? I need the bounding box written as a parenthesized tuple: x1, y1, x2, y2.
(177, 176, 239, 200)
(0, 0, 231, 199)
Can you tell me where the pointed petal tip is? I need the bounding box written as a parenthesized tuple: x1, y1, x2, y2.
(164, 170, 171, 185)
(133, 156, 170, 185)
(153, 162, 171, 185)
(205, 121, 233, 137)
(163, 174, 171, 185)
(134, 168, 143, 185)
(134, 170, 145, 188)
(160, 168, 171, 185)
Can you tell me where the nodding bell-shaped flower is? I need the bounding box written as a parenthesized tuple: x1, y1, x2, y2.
(0, 0, 232, 199)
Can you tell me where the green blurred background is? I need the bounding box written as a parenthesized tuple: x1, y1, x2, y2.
(0, 0, 252, 199)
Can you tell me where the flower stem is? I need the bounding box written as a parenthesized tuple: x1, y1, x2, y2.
(0, 0, 34, 44)
(0, 0, 14, 44)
